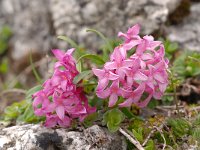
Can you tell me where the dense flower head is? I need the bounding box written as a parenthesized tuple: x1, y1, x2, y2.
(93, 24, 169, 108)
(33, 49, 96, 127)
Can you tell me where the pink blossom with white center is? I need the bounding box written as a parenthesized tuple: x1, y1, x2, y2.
(33, 49, 96, 128)
(93, 24, 169, 108)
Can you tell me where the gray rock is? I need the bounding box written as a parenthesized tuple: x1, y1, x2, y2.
(0, 0, 181, 62)
(0, 0, 54, 61)
(50, 0, 181, 50)
(167, 3, 200, 52)
(0, 124, 126, 150)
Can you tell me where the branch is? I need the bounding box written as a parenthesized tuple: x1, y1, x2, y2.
(119, 128, 144, 150)
(153, 125, 166, 150)
(142, 128, 156, 147)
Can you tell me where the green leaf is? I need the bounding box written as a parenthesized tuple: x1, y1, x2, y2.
(1, 26, 12, 40)
(73, 70, 92, 84)
(76, 61, 82, 72)
(107, 121, 120, 132)
(167, 118, 191, 138)
(57, 35, 86, 59)
(30, 53, 42, 84)
(77, 54, 105, 65)
(103, 111, 110, 124)
(172, 51, 200, 80)
(86, 29, 113, 60)
(26, 85, 42, 101)
(103, 108, 125, 132)
(0, 57, 8, 73)
(89, 96, 103, 109)
(0, 26, 12, 54)
(57, 35, 79, 49)
(0, 40, 8, 54)
(3, 100, 28, 121)
(144, 140, 155, 150)
(18, 103, 38, 123)
(86, 29, 112, 52)
(3, 85, 43, 123)
(191, 127, 200, 141)
(121, 107, 135, 119)
(193, 114, 200, 126)
(109, 108, 125, 125)
(132, 128, 143, 143)
(83, 112, 98, 127)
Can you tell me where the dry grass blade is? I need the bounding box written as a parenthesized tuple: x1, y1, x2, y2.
(119, 128, 144, 150)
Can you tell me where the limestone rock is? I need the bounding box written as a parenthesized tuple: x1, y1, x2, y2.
(0, 0, 182, 62)
(0, 124, 126, 150)
(0, 0, 54, 61)
(50, 0, 181, 50)
(167, 3, 200, 52)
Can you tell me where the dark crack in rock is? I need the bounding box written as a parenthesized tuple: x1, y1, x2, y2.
(0, 124, 126, 150)
(167, 2, 200, 52)
(35, 132, 63, 150)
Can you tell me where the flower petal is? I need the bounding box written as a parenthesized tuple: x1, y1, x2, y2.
(123, 40, 140, 50)
(133, 71, 148, 81)
(119, 98, 133, 107)
(44, 115, 58, 128)
(104, 62, 117, 70)
(123, 59, 134, 67)
(97, 77, 109, 90)
(137, 94, 152, 108)
(136, 40, 147, 55)
(159, 83, 168, 92)
(96, 88, 110, 99)
(118, 32, 128, 39)
(108, 71, 119, 80)
(56, 106, 65, 120)
(127, 24, 140, 36)
(58, 116, 71, 127)
(66, 48, 75, 55)
(154, 72, 165, 83)
(108, 93, 118, 107)
(92, 68, 105, 78)
(52, 49, 65, 61)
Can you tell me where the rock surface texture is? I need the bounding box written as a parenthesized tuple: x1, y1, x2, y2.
(167, 2, 200, 51)
(0, 0, 54, 61)
(50, 0, 181, 50)
(0, 0, 181, 61)
(0, 124, 126, 150)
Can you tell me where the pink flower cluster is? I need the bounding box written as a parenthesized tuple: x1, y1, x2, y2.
(33, 49, 96, 127)
(93, 24, 169, 108)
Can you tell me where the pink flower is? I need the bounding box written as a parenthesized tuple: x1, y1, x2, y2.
(105, 46, 133, 81)
(118, 24, 141, 50)
(124, 58, 148, 87)
(92, 68, 119, 90)
(97, 80, 123, 107)
(119, 83, 146, 107)
(93, 24, 169, 108)
(33, 49, 96, 127)
(44, 114, 71, 128)
(32, 91, 55, 116)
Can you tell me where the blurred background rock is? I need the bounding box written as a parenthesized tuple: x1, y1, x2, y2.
(0, 0, 199, 90)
